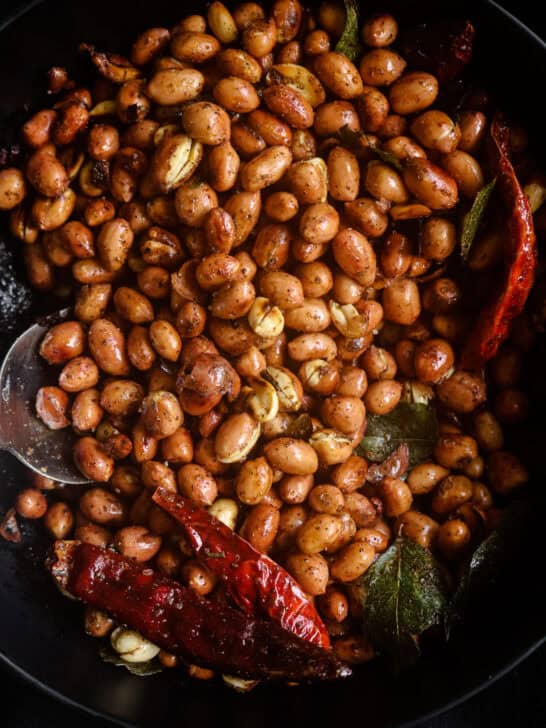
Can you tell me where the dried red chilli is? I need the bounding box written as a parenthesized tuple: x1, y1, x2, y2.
(152, 488, 330, 648)
(47, 541, 349, 681)
(460, 113, 537, 369)
(399, 19, 475, 82)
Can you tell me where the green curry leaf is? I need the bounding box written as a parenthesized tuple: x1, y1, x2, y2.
(357, 401, 439, 468)
(460, 178, 497, 260)
(335, 0, 364, 63)
(337, 125, 403, 171)
(357, 537, 448, 670)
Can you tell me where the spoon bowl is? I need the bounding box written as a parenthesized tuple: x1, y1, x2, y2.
(0, 311, 90, 485)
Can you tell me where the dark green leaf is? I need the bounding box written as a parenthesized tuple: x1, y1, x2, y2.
(99, 647, 164, 676)
(337, 125, 403, 171)
(335, 0, 363, 63)
(357, 537, 448, 669)
(447, 502, 528, 635)
(357, 401, 439, 468)
(460, 178, 497, 260)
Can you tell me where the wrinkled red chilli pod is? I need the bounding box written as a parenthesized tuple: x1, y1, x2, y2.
(152, 487, 330, 649)
(460, 114, 537, 370)
(47, 541, 349, 681)
(436, 20, 475, 82)
(399, 19, 474, 82)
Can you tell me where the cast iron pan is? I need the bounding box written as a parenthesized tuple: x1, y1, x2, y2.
(1, 1, 545, 725)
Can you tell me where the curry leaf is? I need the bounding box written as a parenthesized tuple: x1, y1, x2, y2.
(337, 125, 403, 171)
(357, 537, 448, 669)
(335, 0, 363, 63)
(99, 647, 164, 676)
(357, 401, 439, 468)
(447, 502, 528, 635)
(460, 178, 497, 260)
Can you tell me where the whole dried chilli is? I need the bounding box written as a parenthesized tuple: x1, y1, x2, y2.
(47, 541, 349, 681)
(460, 113, 537, 369)
(152, 488, 330, 649)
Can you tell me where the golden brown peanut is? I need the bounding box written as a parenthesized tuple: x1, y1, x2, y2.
(285, 552, 328, 595)
(421, 217, 456, 261)
(247, 110, 292, 148)
(364, 379, 402, 415)
(293, 262, 332, 299)
(362, 13, 398, 46)
(262, 84, 314, 129)
(110, 465, 142, 499)
(0, 168, 27, 210)
(396, 511, 439, 549)
(131, 27, 170, 65)
(236, 457, 273, 505)
(100, 380, 144, 417)
(71, 389, 103, 432)
(407, 462, 449, 495)
(147, 68, 204, 105)
(332, 228, 377, 287)
(210, 279, 256, 319)
(53, 102, 89, 146)
(194, 254, 239, 291)
(60, 221, 94, 260)
(286, 157, 328, 204)
(361, 346, 397, 381)
(224, 189, 261, 246)
(279, 474, 314, 504)
(88, 318, 130, 376)
(344, 197, 388, 238)
(413, 338, 454, 385)
(251, 223, 291, 270)
(136, 267, 169, 301)
(58, 356, 99, 393)
(298, 359, 339, 395)
(389, 72, 439, 115)
(436, 370, 486, 413)
(341, 492, 375, 528)
(40, 321, 85, 365)
(284, 298, 330, 333)
(181, 559, 217, 596)
(26, 149, 69, 198)
(487, 451, 528, 494)
(355, 86, 389, 133)
(213, 413, 261, 464)
(288, 333, 337, 362)
(459, 110, 487, 152)
(241, 503, 280, 552)
(208, 2, 238, 43)
(217, 48, 262, 83)
(314, 100, 360, 137)
(112, 286, 154, 324)
(182, 101, 230, 145)
(74, 440, 115, 483)
(171, 31, 220, 63)
(299, 202, 339, 244)
(115, 526, 162, 562)
(242, 18, 277, 58)
(15, 489, 47, 519)
(359, 49, 406, 86)
(75, 523, 112, 547)
(434, 435, 478, 470)
(84, 197, 116, 227)
(32, 189, 76, 230)
(314, 51, 363, 99)
(327, 146, 360, 202)
(116, 80, 150, 123)
(473, 410, 504, 452)
(195, 438, 229, 475)
(309, 429, 353, 466)
(437, 519, 471, 559)
(336, 366, 368, 398)
(35, 386, 70, 430)
(297, 512, 342, 554)
(44, 502, 74, 539)
(141, 391, 183, 439)
(380, 477, 413, 517)
(177, 463, 218, 507)
(330, 541, 375, 582)
(441, 150, 484, 199)
(96, 218, 133, 272)
(364, 161, 408, 203)
(22, 109, 57, 148)
(308, 485, 345, 514)
(160, 427, 193, 463)
(231, 122, 266, 157)
(264, 437, 318, 475)
(174, 183, 218, 229)
(382, 279, 421, 325)
(321, 396, 366, 435)
(272, 0, 302, 42)
(303, 30, 329, 55)
(410, 110, 460, 153)
(213, 76, 259, 113)
(258, 271, 304, 310)
(147, 320, 181, 361)
(240, 146, 293, 193)
(354, 527, 389, 552)
(126, 325, 155, 370)
(317, 587, 349, 622)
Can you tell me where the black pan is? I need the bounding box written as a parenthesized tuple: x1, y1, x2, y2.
(1, 0, 546, 725)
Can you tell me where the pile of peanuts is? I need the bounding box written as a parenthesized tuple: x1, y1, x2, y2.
(0, 0, 535, 673)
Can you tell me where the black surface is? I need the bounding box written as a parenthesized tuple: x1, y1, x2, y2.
(1, 1, 546, 727)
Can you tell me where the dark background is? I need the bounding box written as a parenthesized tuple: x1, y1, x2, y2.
(1, 0, 546, 726)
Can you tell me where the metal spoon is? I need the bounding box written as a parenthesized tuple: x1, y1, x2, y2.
(0, 312, 90, 484)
